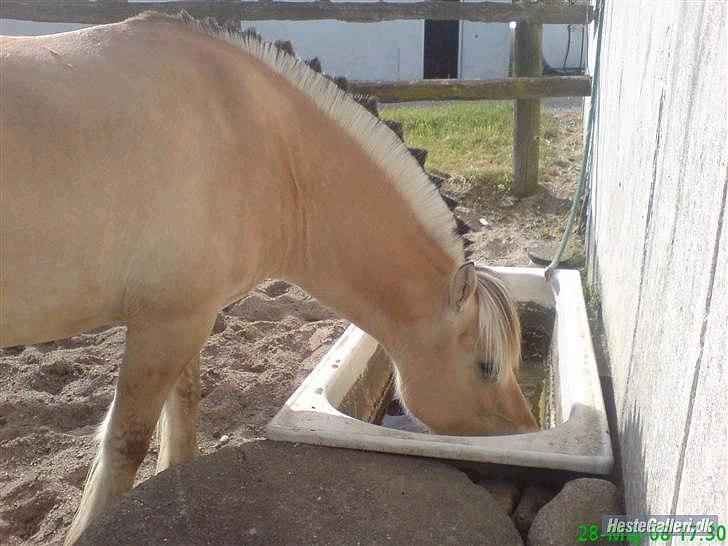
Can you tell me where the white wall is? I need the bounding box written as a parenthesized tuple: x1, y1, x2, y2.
(460, 22, 586, 79)
(543, 24, 587, 71)
(458, 0, 584, 79)
(459, 22, 511, 78)
(458, 0, 510, 79)
(0, 18, 89, 35)
(587, 0, 727, 521)
(2, 14, 583, 82)
(241, 20, 424, 80)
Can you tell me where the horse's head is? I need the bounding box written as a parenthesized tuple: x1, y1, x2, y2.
(393, 263, 538, 436)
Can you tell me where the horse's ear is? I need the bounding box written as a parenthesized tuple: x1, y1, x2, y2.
(450, 262, 477, 311)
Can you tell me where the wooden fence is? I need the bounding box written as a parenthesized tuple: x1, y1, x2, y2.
(1, 0, 594, 196)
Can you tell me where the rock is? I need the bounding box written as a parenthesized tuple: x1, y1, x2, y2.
(78, 441, 524, 546)
(477, 479, 520, 515)
(527, 478, 622, 546)
(526, 241, 574, 266)
(513, 485, 555, 539)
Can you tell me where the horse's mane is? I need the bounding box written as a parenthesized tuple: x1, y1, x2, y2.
(130, 10, 464, 264)
(475, 266, 521, 379)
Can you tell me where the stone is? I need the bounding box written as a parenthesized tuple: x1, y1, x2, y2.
(527, 478, 622, 546)
(78, 441, 524, 546)
(526, 240, 576, 266)
(512, 485, 555, 539)
(477, 478, 520, 515)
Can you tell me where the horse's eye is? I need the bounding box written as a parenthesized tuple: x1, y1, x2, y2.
(477, 360, 496, 380)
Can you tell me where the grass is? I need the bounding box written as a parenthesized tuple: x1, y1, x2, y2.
(381, 100, 563, 191)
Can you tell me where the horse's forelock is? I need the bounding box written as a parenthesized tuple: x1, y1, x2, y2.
(474, 267, 521, 381)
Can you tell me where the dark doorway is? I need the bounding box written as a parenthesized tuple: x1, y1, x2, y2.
(423, 19, 460, 79)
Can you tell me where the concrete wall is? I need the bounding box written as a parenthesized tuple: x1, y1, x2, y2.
(587, 0, 727, 524)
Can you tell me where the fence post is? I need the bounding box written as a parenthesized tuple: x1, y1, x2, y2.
(512, 22, 543, 197)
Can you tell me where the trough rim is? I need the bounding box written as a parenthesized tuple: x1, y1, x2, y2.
(266, 266, 614, 475)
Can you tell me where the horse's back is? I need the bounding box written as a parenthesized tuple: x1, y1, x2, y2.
(1, 19, 294, 346)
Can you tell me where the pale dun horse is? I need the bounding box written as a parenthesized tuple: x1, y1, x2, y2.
(0, 11, 538, 543)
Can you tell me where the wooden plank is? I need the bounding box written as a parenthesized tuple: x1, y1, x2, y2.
(349, 76, 590, 102)
(0, 1, 594, 25)
(512, 22, 543, 197)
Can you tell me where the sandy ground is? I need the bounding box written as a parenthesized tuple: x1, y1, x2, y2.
(0, 107, 581, 545)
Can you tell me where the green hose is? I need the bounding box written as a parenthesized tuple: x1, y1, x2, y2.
(545, 0, 605, 281)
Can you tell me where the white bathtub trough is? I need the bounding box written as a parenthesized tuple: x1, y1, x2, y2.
(266, 267, 613, 474)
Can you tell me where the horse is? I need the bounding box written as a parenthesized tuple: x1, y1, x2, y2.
(0, 11, 538, 544)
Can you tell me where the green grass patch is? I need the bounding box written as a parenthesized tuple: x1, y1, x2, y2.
(381, 100, 562, 191)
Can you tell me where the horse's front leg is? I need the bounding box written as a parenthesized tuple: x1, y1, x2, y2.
(156, 353, 201, 473)
(64, 311, 216, 545)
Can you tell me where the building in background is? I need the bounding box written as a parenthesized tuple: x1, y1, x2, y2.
(1, 2, 587, 81)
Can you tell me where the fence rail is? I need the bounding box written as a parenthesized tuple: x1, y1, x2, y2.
(0, 0, 593, 25)
(350, 76, 590, 102)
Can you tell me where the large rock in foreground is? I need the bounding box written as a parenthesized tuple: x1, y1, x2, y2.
(528, 478, 622, 546)
(79, 440, 523, 545)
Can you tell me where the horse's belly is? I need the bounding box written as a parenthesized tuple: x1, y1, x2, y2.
(1, 308, 113, 348)
(0, 260, 121, 347)
(0, 187, 127, 347)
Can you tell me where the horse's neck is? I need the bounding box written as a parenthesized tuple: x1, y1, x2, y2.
(270, 106, 457, 344)
(153, 25, 462, 343)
